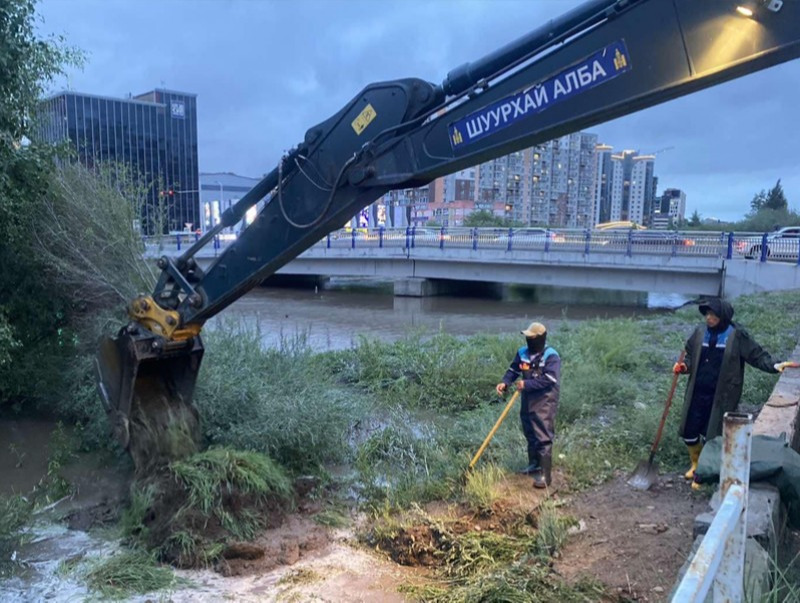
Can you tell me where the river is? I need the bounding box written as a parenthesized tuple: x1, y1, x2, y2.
(209, 278, 691, 350)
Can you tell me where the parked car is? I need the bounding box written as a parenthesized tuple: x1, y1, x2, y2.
(630, 231, 696, 247)
(737, 226, 800, 261)
(408, 227, 452, 242)
(493, 228, 565, 246)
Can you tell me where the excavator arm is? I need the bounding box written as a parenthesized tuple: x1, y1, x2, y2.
(96, 0, 800, 470)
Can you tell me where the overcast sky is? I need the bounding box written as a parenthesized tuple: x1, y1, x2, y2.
(37, 0, 800, 221)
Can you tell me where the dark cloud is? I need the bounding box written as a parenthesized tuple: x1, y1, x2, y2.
(38, 0, 800, 221)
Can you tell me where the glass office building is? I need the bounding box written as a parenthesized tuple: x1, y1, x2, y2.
(37, 89, 199, 234)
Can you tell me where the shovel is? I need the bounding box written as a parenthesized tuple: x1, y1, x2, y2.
(469, 390, 520, 470)
(628, 350, 686, 491)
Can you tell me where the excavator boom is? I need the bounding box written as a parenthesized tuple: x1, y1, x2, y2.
(96, 0, 800, 469)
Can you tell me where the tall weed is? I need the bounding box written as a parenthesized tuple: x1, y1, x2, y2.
(195, 321, 369, 471)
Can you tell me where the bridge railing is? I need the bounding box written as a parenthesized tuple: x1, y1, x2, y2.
(141, 228, 800, 264)
(322, 228, 792, 260)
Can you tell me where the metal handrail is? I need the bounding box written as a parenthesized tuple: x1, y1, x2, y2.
(140, 228, 800, 264)
(671, 413, 753, 602)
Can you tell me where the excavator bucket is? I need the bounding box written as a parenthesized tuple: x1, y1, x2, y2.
(95, 326, 204, 473)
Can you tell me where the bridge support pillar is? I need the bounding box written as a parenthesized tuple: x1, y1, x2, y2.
(394, 278, 504, 298)
(394, 277, 439, 297)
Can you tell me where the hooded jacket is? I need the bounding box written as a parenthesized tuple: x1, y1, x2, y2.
(678, 299, 779, 440)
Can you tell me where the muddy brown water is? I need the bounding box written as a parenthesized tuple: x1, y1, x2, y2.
(0, 420, 59, 497)
(211, 280, 687, 350)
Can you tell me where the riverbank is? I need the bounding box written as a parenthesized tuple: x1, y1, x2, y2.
(2, 290, 799, 601)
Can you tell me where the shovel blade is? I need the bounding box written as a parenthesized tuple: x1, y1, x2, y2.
(627, 459, 659, 491)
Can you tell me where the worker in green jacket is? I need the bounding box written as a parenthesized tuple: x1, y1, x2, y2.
(673, 298, 794, 490)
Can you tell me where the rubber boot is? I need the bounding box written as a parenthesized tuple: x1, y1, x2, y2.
(533, 455, 551, 489)
(684, 443, 703, 481)
(518, 461, 540, 475)
(518, 448, 541, 475)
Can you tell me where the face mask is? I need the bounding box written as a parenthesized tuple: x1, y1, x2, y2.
(526, 334, 546, 355)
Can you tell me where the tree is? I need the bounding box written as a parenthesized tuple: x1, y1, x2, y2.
(750, 189, 768, 214)
(689, 209, 702, 227)
(462, 209, 524, 228)
(463, 210, 505, 227)
(0, 0, 82, 407)
(764, 179, 788, 211)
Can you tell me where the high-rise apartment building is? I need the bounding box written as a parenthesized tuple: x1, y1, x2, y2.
(476, 151, 526, 221)
(441, 168, 477, 203)
(529, 132, 598, 227)
(596, 148, 657, 226)
(37, 88, 200, 234)
(660, 188, 686, 223)
(593, 144, 614, 225)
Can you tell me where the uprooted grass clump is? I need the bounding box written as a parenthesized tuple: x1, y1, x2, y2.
(123, 447, 294, 567)
(84, 549, 183, 599)
(367, 501, 603, 602)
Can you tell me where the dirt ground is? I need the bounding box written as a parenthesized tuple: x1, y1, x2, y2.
(554, 470, 705, 602)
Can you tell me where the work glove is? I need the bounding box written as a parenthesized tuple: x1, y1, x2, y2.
(673, 362, 688, 375)
(774, 361, 800, 373)
(495, 382, 507, 396)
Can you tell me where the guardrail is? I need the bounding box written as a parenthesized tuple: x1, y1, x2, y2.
(141, 228, 800, 264)
(672, 413, 753, 602)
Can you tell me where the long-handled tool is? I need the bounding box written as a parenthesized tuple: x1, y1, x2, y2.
(469, 390, 520, 470)
(628, 350, 686, 491)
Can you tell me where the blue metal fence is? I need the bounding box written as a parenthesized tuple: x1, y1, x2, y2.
(142, 228, 800, 264)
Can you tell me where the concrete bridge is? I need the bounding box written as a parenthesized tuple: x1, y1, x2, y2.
(150, 228, 800, 299)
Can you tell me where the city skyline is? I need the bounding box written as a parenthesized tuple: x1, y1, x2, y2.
(36, 0, 800, 222)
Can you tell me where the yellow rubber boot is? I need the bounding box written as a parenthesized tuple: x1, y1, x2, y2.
(684, 443, 703, 481)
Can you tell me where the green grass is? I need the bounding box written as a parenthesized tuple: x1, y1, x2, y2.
(312, 506, 351, 529)
(532, 499, 576, 558)
(0, 494, 33, 577)
(169, 447, 294, 541)
(401, 565, 607, 603)
(84, 550, 183, 599)
(195, 323, 371, 472)
(323, 331, 512, 410)
(464, 463, 505, 513)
